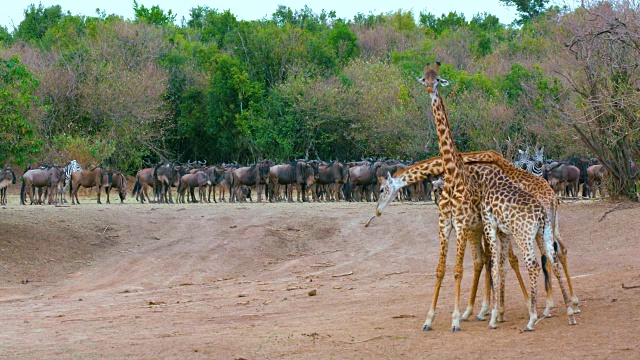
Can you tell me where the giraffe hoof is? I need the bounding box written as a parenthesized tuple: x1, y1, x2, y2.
(573, 307, 581, 314)
(524, 326, 535, 332)
(568, 316, 577, 326)
(422, 325, 433, 332)
(451, 326, 461, 333)
(475, 316, 487, 322)
(488, 324, 497, 330)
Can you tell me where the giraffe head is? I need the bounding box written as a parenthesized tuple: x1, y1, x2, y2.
(418, 62, 449, 100)
(375, 172, 404, 216)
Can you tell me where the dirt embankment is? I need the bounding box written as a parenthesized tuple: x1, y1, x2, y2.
(0, 199, 639, 359)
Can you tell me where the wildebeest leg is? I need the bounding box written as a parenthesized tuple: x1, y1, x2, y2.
(296, 184, 302, 202)
(140, 184, 147, 203)
(105, 186, 111, 204)
(97, 186, 102, 204)
(72, 184, 80, 205)
(168, 181, 175, 203)
(47, 185, 55, 205)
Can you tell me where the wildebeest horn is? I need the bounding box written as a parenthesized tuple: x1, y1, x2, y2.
(202, 159, 207, 165)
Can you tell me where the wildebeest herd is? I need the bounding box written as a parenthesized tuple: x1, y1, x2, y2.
(5, 146, 636, 207)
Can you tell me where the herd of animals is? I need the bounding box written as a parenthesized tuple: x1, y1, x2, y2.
(0, 145, 626, 207)
(2, 61, 640, 334)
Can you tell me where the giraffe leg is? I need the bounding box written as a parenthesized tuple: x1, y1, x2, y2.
(422, 211, 452, 331)
(536, 234, 554, 318)
(451, 225, 470, 332)
(498, 238, 509, 323)
(555, 236, 580, 313)
(507, 238, 530, 313)
(476, 235, 492, 321)
(544, 237, 577, 326)
(523, 236, 540, 332)
(461, 232, 485, 321)
(483, 218, 501, 330)
(476, 253, 492, 321)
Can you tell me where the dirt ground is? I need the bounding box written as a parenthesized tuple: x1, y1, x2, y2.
(1, 190, 639, 359)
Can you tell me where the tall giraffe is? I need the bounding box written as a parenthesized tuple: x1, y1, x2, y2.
(374, 151, 580, 318)
(418, 62, 486, 332)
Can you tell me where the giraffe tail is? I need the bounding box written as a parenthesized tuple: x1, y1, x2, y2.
(541, 254, 550, 293)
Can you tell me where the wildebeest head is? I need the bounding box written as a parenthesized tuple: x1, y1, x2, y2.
(118, 173, 127, 201)
(5, 166, 16, 184)
(258, 160, 273, 183)
(295, 161, 307, 184)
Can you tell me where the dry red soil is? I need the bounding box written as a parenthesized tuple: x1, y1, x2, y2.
(1, 194, 639, 359)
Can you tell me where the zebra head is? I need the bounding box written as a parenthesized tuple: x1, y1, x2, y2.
(533, 146, 544, 165)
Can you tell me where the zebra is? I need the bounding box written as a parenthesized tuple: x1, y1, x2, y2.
(513, 146, 545, 177)
(60, 160, 83, 203)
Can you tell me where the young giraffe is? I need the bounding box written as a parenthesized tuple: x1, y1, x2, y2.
(374, 151, 580, 319)
(472, 163, 577, 330)
(418, 62, 487, 332)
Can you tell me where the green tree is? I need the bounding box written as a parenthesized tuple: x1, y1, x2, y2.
(133, 0, 176, 26)
(187, 7, 238, 48)
(499, 0, 549, 24)
(327, 21, 359, 64)
(0, 57, 42, 165)
(15, 3, 64, 43)
(0, 25, 13, 45)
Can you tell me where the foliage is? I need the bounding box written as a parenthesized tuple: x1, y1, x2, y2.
(133, 0, 176, 26)
(14, 3, 64, 42)
(499, 0, 550, 24)
(0, 56, 42, 165)
(1, 2, 638, 199)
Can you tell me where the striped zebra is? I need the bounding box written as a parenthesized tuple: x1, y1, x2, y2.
(513, 146, 545, 177)
(61, 160, 83, 203)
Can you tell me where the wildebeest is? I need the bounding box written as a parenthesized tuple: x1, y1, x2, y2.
(203, 165, 227, 203)
(231, 160, 272, 203)
(313, 161, 350, 202)
(586, 164, 606, 199)
(0, 166, 16, 205)
(104, 171, 127, 204)
(544, 162, 580, 197)
(69, 167, 110, 204)
(134, 167, 160, 203)
(567, 157, 593, 197)
(177, 171, 211, 203)
(154, 163, 189, 203)
(269, 161, 316, 202)
(348, 161, 383, 202)
(20, 166, 65, 205)
(216, 164, 240, 202)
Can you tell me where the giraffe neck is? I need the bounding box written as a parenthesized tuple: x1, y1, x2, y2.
(394, 157, 443, 185)
(431, 94, 465, 182)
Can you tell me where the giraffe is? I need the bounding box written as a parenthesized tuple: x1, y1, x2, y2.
(374, 151, 580, 318)
(417, 62, 487, 332)
(470, 163, 576, 330)
(417, 63, 577, 331)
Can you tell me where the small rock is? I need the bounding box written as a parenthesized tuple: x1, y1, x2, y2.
(308, 289, 317, 296)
